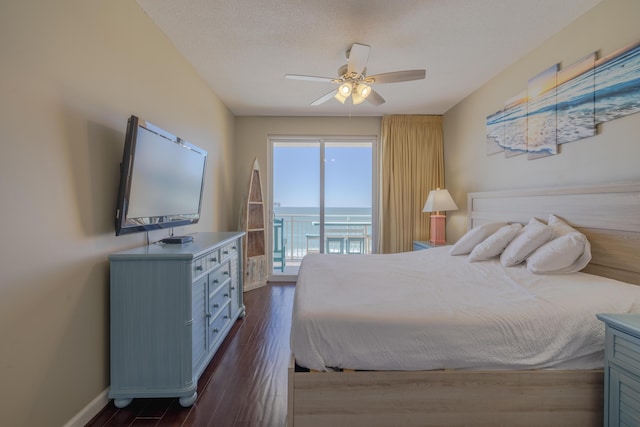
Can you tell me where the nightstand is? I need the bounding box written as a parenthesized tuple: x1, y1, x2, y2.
(413, 240, 448, 251)
(597, 313, 640, 427)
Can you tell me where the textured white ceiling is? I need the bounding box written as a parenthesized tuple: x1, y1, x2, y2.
(136, 0, 602, 116)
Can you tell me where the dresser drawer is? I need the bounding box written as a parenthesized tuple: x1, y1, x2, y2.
(611, 328, 640, 371)
(192, 257, 207, 277)
(209, 262, 231, 288)
(220, 242, 238, 260)
(208, 304, 231, 346)
(192, 249, 221, 277)
(209, 282, 231, 316)
(205, 249, 221, 267)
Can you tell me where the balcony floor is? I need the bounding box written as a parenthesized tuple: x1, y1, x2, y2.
(270, 259, 301, 280)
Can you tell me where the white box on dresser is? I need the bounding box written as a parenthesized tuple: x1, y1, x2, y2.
(108, 232, 245, 408)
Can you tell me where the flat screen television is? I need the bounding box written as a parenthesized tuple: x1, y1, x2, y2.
(115, 115, 207, 240)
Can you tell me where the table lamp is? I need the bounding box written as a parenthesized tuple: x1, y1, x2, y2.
(422, 188, 458, 245)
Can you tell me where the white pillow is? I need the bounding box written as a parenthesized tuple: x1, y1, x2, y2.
(468, 223, 523, 262)
(547, 214, 577, 237)
(526, 215, 592, 274)
(500, 218, 554, 267)
(527, 232, 591, 274)
(449, 222, 508, 256)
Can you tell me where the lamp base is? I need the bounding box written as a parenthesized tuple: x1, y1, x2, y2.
(429, 214, 447, 245)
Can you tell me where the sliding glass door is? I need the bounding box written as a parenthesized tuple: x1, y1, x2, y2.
(272, 141, 320, 273)
(271, 137, 376, 274)
(323, 142, 373, 255)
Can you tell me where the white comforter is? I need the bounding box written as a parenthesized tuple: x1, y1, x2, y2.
(291, 247, 640, 371)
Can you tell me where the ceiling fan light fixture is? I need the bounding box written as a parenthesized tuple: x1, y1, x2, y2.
(334, 90, 348, 104)
(338, 82, 352, 96)
(356, 83, 371, 99)
(351, 93, 365, 105)
(351, 83, 371, 104)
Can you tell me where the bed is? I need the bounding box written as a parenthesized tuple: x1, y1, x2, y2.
(287, 182, 640, 427)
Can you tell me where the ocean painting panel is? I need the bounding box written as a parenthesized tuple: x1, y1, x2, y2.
(595, 40, 640, 124)
(486, 110, 505, 155)
(503, 90, 528, 157)
(557, 52, 596, 144)
(527, 64, 558, 160)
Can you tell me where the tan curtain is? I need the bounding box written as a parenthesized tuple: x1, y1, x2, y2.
(378, 115, 444, 253)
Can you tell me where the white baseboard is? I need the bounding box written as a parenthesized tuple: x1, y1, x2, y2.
(63, 388, 109, 427)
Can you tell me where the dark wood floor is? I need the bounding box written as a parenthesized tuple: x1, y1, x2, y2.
(87, 283, 295, 427)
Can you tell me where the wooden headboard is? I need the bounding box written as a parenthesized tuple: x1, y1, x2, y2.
(467, 182, 640, 285)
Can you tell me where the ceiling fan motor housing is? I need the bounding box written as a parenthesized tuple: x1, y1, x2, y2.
(337, 64, 367, 82)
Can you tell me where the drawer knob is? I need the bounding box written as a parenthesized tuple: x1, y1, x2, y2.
(232, 246, 237, 250)
(224, 293, 229, 298)
(213, 303, 219, 309)
(223, 271, 229, 276)
(231, 286, 235, 290)
(224, 315, 229, 320)
(223, 250, 229, 255)
(211, 257, 217, 262)
(205, 313, 211, 318)
(213, 279, 219, 284)
(196, 266, 203, 271)
(213, 328, 219, 333)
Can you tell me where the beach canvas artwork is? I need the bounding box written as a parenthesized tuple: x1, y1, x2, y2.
(595, 40, 640, 124)
(557, 52, 596, 144)
(527, 64, 558, 160)
(485, 38, 640, 160)
(503, 91, 528, 157)
(486, 110, 505, 155)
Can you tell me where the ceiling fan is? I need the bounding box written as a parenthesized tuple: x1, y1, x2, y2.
(284, 43, 426, 106)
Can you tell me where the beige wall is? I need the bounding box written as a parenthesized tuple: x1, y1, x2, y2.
(233, 116, 381, 229)
(443, 0, 640, 241)
(0, 1, 234, 426)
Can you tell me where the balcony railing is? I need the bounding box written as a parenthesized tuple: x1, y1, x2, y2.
(274, 214, 372, 263)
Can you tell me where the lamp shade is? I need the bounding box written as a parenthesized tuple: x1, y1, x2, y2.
(334, 90, 348, 104)
(356, 83, 371, 98)
(422, 188, 458, 213)
(351, 92, 365, 105)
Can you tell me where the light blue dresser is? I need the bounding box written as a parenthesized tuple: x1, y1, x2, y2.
(597, 313, 640, 427)
(108, 232, 245, 408)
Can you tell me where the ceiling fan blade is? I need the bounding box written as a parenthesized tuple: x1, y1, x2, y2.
(366, 89, 385, 106)
(311, 90, 337, 106)
(347, 43, 370, 75)
(367, 70, 426, 84)
(284, 74, 336, 83)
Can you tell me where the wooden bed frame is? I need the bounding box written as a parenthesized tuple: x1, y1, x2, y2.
(287, 182, 640, 427)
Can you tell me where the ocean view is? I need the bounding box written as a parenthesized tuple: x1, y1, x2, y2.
(273, 206, 372, 258)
